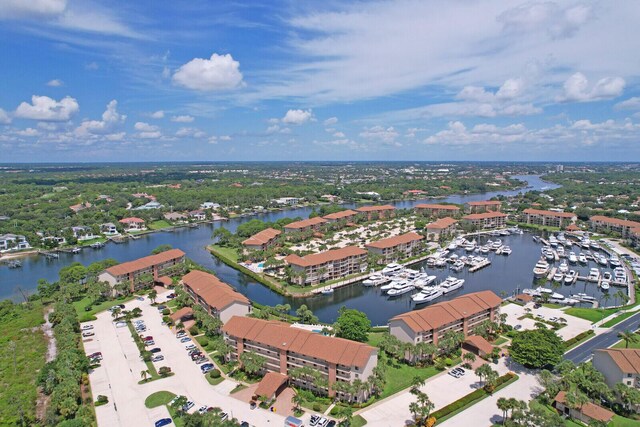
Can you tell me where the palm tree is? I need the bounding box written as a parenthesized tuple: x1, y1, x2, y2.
(140, 369, 150, 382)
(148, 289, 158, 304)
(463, 352, 476, 367)
(292, 393, 303, 413)
(601, 292, 612, 308)
(618, 330, 638, 348)
(111, 307, 121, 320)
(496, 397, 509, 424)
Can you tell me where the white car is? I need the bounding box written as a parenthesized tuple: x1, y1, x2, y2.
(152, 355, 164, 362)
(82, 331, 95, 337)
(81, 324, 94, 331)
(185, 344, 196, 351)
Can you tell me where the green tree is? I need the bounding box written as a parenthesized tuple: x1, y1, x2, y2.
(148, 289, 158, 304)
(333, 307, 371, 343)
(239, 352, 266, 376)
(295, 304, 318, 324)
(140, 369, 150, 382)
(617, 330, 638, 349)
(510, 328, 564, 368)
(152, 244, 173, 254)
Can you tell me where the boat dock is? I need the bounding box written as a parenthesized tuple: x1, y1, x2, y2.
(469, 259, 491, 272)
(547, 267, 557, 281)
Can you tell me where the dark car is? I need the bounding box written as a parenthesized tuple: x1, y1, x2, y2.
(155, 418, 172, 427)
(118, 304, 126, 309)
(327, 421, 336, 427)
(533, 303, 542, 309)
(150, 348, 162, 353)
(240, 422, 249, 427)
(167, 293, 176, 299)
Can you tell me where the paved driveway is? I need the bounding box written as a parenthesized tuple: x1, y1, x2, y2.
(501, 302, 592, 340)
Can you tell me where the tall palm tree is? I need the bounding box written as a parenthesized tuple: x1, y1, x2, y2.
(496, 397, 509, 424)
(618, 330, 638, 349)
(140, 369, 150, 382)
(148, 289, 158, 304)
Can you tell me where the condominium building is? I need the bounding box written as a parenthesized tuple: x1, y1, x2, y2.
(461, 212, 508, 229)
(415, 204, 460, 217)
(284, 246, 368, 285)
(242, 228, 282, 251)
(523, 208, 577, 228)
(425, 217, 458, 241)
(355, 205, 396, 220)
(322, 209, 358, 224)
(388, 290, 502, 347)
(222, 316, 378, 401)
(592, 348, 640, 389)
(365, 232, 424, 264)
(464, 200, 502, 213)
(98, 249, 186, 292)
(283, 217, 327, 233)
(589, 215, 640, 238)
(181, 270, 251, 324)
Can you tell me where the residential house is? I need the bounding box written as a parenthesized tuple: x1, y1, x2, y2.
(462, 335, 494, 358)
(98, 248, 186, 292)
(283, 217, 327, 234)
(365, 232, 424, 264)
(189, 210, 207, 221)
(133, 201, 163, 210)
(415, 204, 461, 217)
(284, 246, 368, 285)
(0, 234, 30, 252)
(164, 212, 188, 223)
(355, 205, 396, 220)
(272, 197, 302, 206)
(425, 217, 458, 241)
(388, 291, 502, 348)
(242, 228, 281, 251)
(71, 226, 97, 241)
(101, 223, 119, 235)
(119, 217, 146, 231)
(182, 270, 251, 324)
(69, 202, 92, 213)
(464, 200, 502, 213)
(200, 202, 221, 210)
(461, 212, 508, 229)
(222, 316, 378, 401)
(523, 208, 576, 228)
(553, 391, 614, 425)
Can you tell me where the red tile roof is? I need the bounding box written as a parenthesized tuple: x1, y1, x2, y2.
(524, 208, 575, 218)
(105, 249, 185, 276)
(157, 276, 173, 286)
(119, 217, 145, 224)
(466, 200, 501, 206)
(223, 316, 376, 368)
(242, 228, 281, 246)
(284, 217, 327, 230)
(285, 246, 367, 267)
(426, 217, 458, 229)
(464, 335, 494, 355)
(590, 215, 640, 228)
(389, 291, 502, 333)
(182, 270, 249, 311)
(255, 372, 289, 398)
(415, 204, 460, 211)
(170, 307, 193, 322)
(356, 205, 396, 213)
(594, 348, 640, 374)
(462, 212, 508, 220)
(366, 232, 423, 249)
(555, 391, 614, 422)
(322, 209, 358, 220)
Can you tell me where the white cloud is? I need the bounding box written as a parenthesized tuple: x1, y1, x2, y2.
(173, 53, 244, 91)
(0, 0, 67, 19)
(219, 135, 231, 141)
(134, 122, 158, 132)
(176, 127, 205, 138)
(500, 103, 542, 116)
(424, 121, 527, 146)
(496, 78, 525, 100)
(207, 136, 218, 144)
(558, 72, 625, 102)
(75, 100, 125, 136)
(150, 110, 164, 119)
(85, 62, 99, 70)
(497, 2, 591, 39)
(282, 109, 314, 125)
(0, 108, 11, 125)
(46, 79, 63, 87)
(15, 95, 79, 121)
(333, 131, 345, 138)
(359, 126, 399, 144)
(615, 97, 640, 110)
(15, 127, 39, 137)
(171, 115, 194, 123)
(324, 117, 338, 126)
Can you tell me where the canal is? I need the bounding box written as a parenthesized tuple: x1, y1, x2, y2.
(2, 175, 574, 325)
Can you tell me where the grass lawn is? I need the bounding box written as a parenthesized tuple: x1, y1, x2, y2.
(612, 332, 640, 349)
(611, 415, 640, 426)
(351, 415, 368, 427)
(211, 244, 239, 262)
(205, 374, 224, 386)
(379, 362, 443, 400)
(493, 336, 509, 346)
(78, 236, 107, 246)
(542, 303, 564, 309)
(230, 384, 247, 394)
(149, 220, 172, 230)
(367, 331, 386, 347)
(565, 290, 640, 324)
(73, 295, 135, 322)
(144, 391, 176, 408)
(603, 310, 639, 328)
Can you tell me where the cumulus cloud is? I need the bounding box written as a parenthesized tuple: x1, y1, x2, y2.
(150, 110, 164, 119)
(615, 97, 640, 110)
(359, 126, 400, 144)
(498, 2, 591, 39)
(15, 127, 40, 137)
(424, 121, 527, 145)
(15, 95, 79, 121)
(0, 0, 67, 19)
(282, 109, 314, 125)
(176, 127, 205, 138)
(558, 72, 625, 102)
(171, 115, 194, 123)
(0, 108, 11, 125)
(75, 100, 125, 136)
(46, 79, 63, 87)
(134, 122, 158, 132)
(173, 53, 244, 91)
(323, 117, 338, 126)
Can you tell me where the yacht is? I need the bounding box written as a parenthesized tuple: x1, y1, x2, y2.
(435, 258, 447, 268)
(597, 254, 609, 266)
(573, 293, 597, 302)
(381, 279, 408, 293)
(542, 247, 555, 261)
(382, 263, 403, 276)
(587, 268, 600, 282)
(533, 259, 551, 278)
(413, 275, 437, 288)
(556, 246, 565, 257)
(558, 262, 569, 273)
(440, 277, 465, 294)
(363, 273, 387, 287)
(501, 246, 512, 255)
(600, 281, 610, 291)
(480, 245, 490, 254)
(490, 239, 503, 251)
(614, 267, 627, 283)
(387, 282, 416, 297)
(447, 242, 458, 251)
(450, 261, 465, 272)
(552, 271, 564, 282)
(564, 270, 577, 284)
(590, 242, 602, 251)
(321, 287, 334, 295)
(580, 238, 592, 248)
(578, 253, 587, 264)
(447, 254, 459, 263)
(500, 229, 510, 236)
(464, 241, 476, 252)
(568, 252, 578, 264)
(537, 287, 564, 300)
(412, 287, 444, 304)
(609, 255, 621, 267)
(549, 235, 558, 247)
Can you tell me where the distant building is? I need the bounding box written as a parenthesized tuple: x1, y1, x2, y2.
(69, 202, 92, 213)
(365, 232, 424, 264)
(71, 226, 97, 241)
(425, 217, 458, 241)
(272, 197, 302, 206)
(284, 246, 368, 285)
(119, 217, 146, 231)
(242, 228, 281, 251)
(98, 248, 186, 292)
(464, 200, 502, 214)
(189, 210, 207, 221)
(592, 348, 640, 389)
(415, 204, 460, 217)
(164, 212, 188, 222)
(133, 201, 163, 210)
(284, 217, 327, 233)
(101, 223, 119, 235)
(200, 202, 221, 210)
(322, 209, 358, 224)
(553, 391, 614, 425)
(0, 234, 30, 252)
(589, 215, 640, 239)
(523, 208, 576, 228)
(355, 205, 396, 220)
(461, 212, 508, 229)
(182, 270, 251, 324)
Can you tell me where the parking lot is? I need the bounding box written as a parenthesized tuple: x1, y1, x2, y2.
(84, 290, 289, 427)
(501, 301, 593, 340)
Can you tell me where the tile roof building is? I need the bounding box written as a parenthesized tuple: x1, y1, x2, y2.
(242, 228, 282, 251)
(284, 217, 327, 233)
(523, 208, 576, 228)
(389, 291, 502, 349)
(182, 270, 251, 324)
(222, 316, 378, 401)
(589, 215, 640, 239)
(322, 209, 358, 223)
(365, 232, 424, 264)
(284, 246, 368, 285)
(415, 204, 461, 217)
(592, 348, 640, 389)
(464, 200, 502, 213)
(461, 212, 508, 229)
(554, 391, 614, 425)
(98, 249, 186, 292)
(425, 217, 458, 241)
(118, 217, 146, 231)
(355, 205, 396, 220)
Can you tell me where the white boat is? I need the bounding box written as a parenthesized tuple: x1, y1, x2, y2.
(578, 253, 587, 264)
(552, 271, 564, 282)
(440, 277, 464, 294)
(412, 287, 444, 304)
(435, 258, 447, 268)
(363, 273, 387, 287)
(564, 270, 577, 284)
(447, 242, 458, 251)
(600, 282, 610, 290)
(501, 246, 512, 255)
(387, 282, 416, 297)
(450, 261, 465, 272)
(568, 252, 577, 264)
(413, 275, 437, 288)
(382, 263, 403, 276)
(537, 287, 553, 295)
(549, 235, 558, 247)
(597, 254, 609, 266)
(551, 292, 565, 300)
(480, 245, 490, 254)
(556, 246, 565, 257)
(464, 241, 476, 252)
(588, 268, 600, 282)
(532, 236, 540, 243)
(533, 260, 550, 278)
(321, 287, 334, 295)
(609, 255, 621, 267)
(591, 242, 602, 250)
(558, 262, 569, 273)
(490, 239, 502, 251)
(381, 279, 408, 293)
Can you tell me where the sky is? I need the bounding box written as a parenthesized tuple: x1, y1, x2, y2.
(0, 0, 639, 162)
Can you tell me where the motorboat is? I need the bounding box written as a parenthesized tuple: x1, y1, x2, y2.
(587, 268, 600, 282)
(464, 241, 476, 252)
(590, 242, 602, 250)
(613, 267, 627, 283)
(558, 262, 569, 273)
(564, 270, 577, 284)
(495, 247, 503, 255)
(490, 239, 503, 251)
(413, 275, 437, 288)
(549, 235, 558, 247)
(533, 259, 550, 278)
(321, 287, 334, 295)
(71, 247, 81, 254)
(447, 242, 458, 251)
(363, 273, 387, 287)
(500, 229, 510, 236)
(609, 255, 621, 267)
(580, 238, 591, 248)
(381, 279, 408, 293)
(542, 247, 554, 261)
(501, 246, 512, 255)
(552, 271, 564, 282)
(532, 236, 540, 243)
(387, 282, 416, 297)
(447, 254, 459, 263)
(435, 258, 447, 268)
(480, 245, 490, 254)
(556, 246, 565, 257)
(600, 281, 610, 290)
(568, 252, 578, 264)
(382, 263, 403, 276)
(578, 253, 587, 264)
(440, 276, 464, 294)
(573, 293, 596, 301)
(412, 287, 444, 304)
(597, 254, 609, 266)
(450, 261, 465, 272)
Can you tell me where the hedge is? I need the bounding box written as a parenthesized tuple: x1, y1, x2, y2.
(564, 329, 595, 349)
(431, 373, 517, 423)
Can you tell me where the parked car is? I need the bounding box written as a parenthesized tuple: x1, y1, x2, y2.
(249, 401, 256, 410)
(115, 321, 127, 328)
(185, 344, 196, 350)
(81, 324, 94, 331)
(188, 349, 201, 356)
(145, 340, 156, 346)
(89, 352, 103, 360)
(240, 422, 249, 427)
(514, 324, 522, 330)
(167, 293, 176, 299)
(183, 401, 195, 412)
(150, 348, 162, 353)
(201, 363, 214, 371)
(194, 357, 207, 364)
(318, 418, 329, 427)
(176, 332, 187, 339)
(180, 337, 192, 343)
(144, 336, 154, 341)
(220, 412, 228, 421)
(155, 418, 172, 427)
(198, 406, 208, 415)
(157, 305, 167, 311)
(82, 331, 95, 337)
(327, 421, 336, 427)
(310, 415, 321, 426)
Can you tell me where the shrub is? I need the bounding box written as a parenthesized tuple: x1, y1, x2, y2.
(209, 369, 221, 379)
(313, 403, 322, 412)
(445, 358, 453, 366)
(199, 337, 209, 348)
(189, 325, 200, 335)
(95, 395, 108, 406)
(158, 366, 172, 377)
(563, 330, 594, 349)
(162, 308, 170, 315)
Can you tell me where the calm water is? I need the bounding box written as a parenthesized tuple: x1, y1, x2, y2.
(1, 175, 570, 324)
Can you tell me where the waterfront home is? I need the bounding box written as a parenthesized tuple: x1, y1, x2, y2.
(415, 204, 461, 218)
(425, 217, 458, 241)
(133, 200, 163, 210)
(461, 212, 508, 229)
(222, 316, 378, 401)
(593, 348, 640, 389)
(119, 217, 146, 231)
(355, 205, 396, 220)
(284, 246, 368, 285)
(523, 208, 576, 228)
(464, 200, 502, 214)
(242, 228, 281, 251)
(388, 290, 501, 350)
(71, 226, 97, 241)
(283, 217, 327, 234)
(189, 210, 207, 221)
(589, 215, 640, 239)
(322, 209, 358, 224)
(100, 222, 119, 235)
(0, 234, 31, 252)
(553, 391, 614, 425)
(69, 202, 92, 213)
(271, 197, 302, 206)
(181, 270, 251, 324)
(164, 212, 188, 223)
(365, 232, 424, 264)
(98, 248, 186, 292)
(200, 202, 221, 210)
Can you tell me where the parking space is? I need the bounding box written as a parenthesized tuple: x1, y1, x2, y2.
(501, 301, 592, 340)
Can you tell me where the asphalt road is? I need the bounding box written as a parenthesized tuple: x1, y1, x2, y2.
(564, 310, 640, 363)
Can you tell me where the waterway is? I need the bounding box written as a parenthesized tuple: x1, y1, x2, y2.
(1, 175, 565, 324)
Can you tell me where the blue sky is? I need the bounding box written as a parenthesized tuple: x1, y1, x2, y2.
(0, 0, 639, 162)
